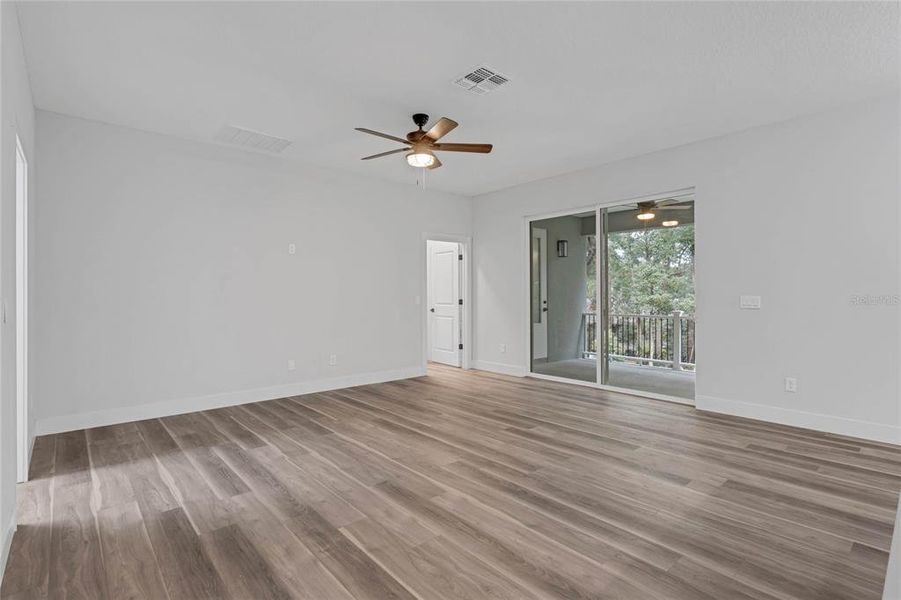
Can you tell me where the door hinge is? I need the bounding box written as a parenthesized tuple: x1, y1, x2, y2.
(458, 343, 463, 350)
(458, 254, 463, 260)
(458, 298, 463, 305)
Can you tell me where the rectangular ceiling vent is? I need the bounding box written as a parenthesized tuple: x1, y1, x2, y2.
(453, 66, 510, 95)
(214, 125, 293, 153)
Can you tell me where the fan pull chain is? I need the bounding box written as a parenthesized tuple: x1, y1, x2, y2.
(417, 167, 427, 190)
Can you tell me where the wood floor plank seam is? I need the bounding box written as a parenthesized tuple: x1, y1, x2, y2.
(336, 526, 431, 600)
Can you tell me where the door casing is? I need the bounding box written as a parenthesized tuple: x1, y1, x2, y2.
(16, 134, 29, 483)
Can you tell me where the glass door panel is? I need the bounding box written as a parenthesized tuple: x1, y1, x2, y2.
(530, 213, 597, 383)
(600, 196, 696, 400)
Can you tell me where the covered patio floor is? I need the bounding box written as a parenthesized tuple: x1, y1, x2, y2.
(531, 358, 695, 400)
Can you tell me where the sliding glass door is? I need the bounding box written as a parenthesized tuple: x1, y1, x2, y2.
(530, 194, 696, 402)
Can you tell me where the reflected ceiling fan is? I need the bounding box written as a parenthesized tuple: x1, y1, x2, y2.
(631, 200, 693, 226)
(355, 113, 492, 170)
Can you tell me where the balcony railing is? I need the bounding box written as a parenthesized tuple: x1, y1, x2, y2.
(581, 311, 695, 371)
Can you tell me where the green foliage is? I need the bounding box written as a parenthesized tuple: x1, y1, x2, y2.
(589, 224, 694, 316)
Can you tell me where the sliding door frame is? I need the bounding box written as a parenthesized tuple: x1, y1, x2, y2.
(522, 186, 696, 406)
(597, 206, 609, 386)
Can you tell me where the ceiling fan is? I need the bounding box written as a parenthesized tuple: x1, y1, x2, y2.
(355, 113, 492, 170)
(632, 200, 693, 226)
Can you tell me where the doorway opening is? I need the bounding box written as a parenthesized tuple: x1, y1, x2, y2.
(16, 134, 29, 483)
(424, 236, 470, 369)
(527, 192, 696, 404)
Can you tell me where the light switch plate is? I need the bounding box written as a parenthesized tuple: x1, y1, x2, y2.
(740, 295, 761, 309)
(288, 243, 296, 255)
(784, 377, 798, 393)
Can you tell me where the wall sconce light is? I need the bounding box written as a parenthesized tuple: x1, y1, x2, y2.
(557, 240, 568, 257)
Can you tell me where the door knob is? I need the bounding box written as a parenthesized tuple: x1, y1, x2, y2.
(542, 307, 548, 312)
(430, 308, 435, 312)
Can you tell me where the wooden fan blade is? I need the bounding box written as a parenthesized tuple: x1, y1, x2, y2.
(432, 143, 493, 153)
(424, 117, 458, 142)
(361, 148, 408, 160)
(355, 128, 411, 145)
(427, 157, 443, 170)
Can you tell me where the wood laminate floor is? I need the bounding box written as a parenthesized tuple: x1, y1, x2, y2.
(2, 365, 899, 599)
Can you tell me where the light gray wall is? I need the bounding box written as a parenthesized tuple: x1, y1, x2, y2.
(473, 95, 899, 443)
(33, 111, 472, 433)
(532, 215, 587, 363)
(0, 0, 36, 579)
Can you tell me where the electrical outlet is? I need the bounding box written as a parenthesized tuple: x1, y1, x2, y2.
(287, 359, 296, 371)
(328, 354, 337, 366)
(784, 377, 798, 393)
(499, 343, 507, 353)
(288, 243, 296, 255)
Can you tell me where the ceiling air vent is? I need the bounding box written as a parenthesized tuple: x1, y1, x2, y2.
(453, 66, 510, 95)
(214, 125, 293, 153)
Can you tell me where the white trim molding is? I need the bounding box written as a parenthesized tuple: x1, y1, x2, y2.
(472, 360, 527, 377)
(0, 511, 16, 591)
(697, 394, 901, 445)
(35, 366, 426, 436)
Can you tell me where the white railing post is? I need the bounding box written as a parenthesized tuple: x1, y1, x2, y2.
(672, 310, 683, 371)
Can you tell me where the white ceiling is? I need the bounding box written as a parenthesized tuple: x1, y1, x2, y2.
(17, 1, 899, 196)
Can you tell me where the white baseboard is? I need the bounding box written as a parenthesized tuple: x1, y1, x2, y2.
(0, 510, 16, 591)
(697, 394, 900, 445)
(472, 360, 527, 377)
(35, 366, 426, 436)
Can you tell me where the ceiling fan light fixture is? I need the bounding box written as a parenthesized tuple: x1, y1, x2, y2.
(357, 114, 492, 171)
(406, 149, 436, 168)
(636, 210, 655, 221)
(662, 220, 679, 227)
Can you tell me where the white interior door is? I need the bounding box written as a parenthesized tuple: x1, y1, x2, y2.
(531, 228, 548, 360)
(428, 240, 461, 367)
